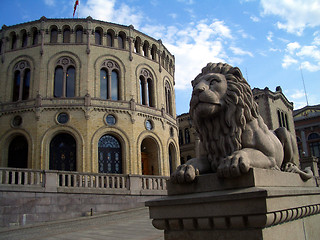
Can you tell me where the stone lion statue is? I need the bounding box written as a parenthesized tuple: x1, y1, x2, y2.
(171, 62, 313, 183)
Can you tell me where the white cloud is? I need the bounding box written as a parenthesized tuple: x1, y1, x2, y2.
(79, 0, 142, 28)
(282, 55, 298, 68)
(141, 20, 234, 89)
(229, 46, 253, 57)
(44, 0, 55, 6)
(250, 15, 260, 22)
(286, 42, 301, 54)
(289, 89, 306, 99)
(266, 31, 273, 42)
(177, 0, 194, 4)
(301, 61, 320, 72)
(260, 0, 320, 35)
(313, 31, 320, 45)
(297, 45, 320, 61)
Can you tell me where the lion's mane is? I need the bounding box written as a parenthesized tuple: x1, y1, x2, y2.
(190, 63, 259, 172)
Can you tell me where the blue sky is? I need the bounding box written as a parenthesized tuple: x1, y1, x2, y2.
(1, 0, 319, 115)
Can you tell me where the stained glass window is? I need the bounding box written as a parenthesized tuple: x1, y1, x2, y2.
(98, 135, 122, 174)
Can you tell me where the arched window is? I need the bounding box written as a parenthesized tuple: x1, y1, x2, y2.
(161, 52, 165, 67)
(143, 41, 149, 57)
(75, 26, 83, 43)
(8, 135, 28, 168)
(21, 31, 28, 48)
(165, 82, 173, 115)
(308, 133, 320, 140)
(134, 37, 141, 53)
(118, 32, 126, 49)
(107, 32, 113, 47)
(95, 28, 102, 45)
(165, 56, 169, 70)
(185, 128, 190, 144)
(98, 135, 122, 173)
(151, 45, 157, 61)
(50, 133, 76, 171)
(100, 60, 120, 100)
(139, 69, 154, 107)
(12, 61, 31, 101)
(63, 27, 71, 43)
(50, 26, 58, 43)
(32, 28, 39, 45)
(54, 57, 76, 98)
(179, 130, 184, 145)
(11, 32, 17, 49)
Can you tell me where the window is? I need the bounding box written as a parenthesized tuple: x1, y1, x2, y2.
(107, 32, 113, 47)
(134, 37, 141, 53)
(50, 133, 76, 171)
(165, 82, 173, 115)
(277, 109, 289, 130)
(308, 133, 320, 158)
(21, 31, 28, 48)
(11, 32, 17, 49)
(118, 32, 125, 49)
(139, 69, 154, 107)
(12, 61, 31, 101)
(185, 128, 190, 144)
(98, 135, 122, 173)
(8, 135, 28, 168)
(63, 27, 71, 43)
(0, 40, 2, 54)
(100, 60, 120, 100)
(151, 45, 157, 61)
(12, 116, 23, 127)
(106, 114, 116, 125)
(32, 28, 39, 45)
(179, 130, 184, 145)
(75, 26, 83, 43)
(54, 57, 76, 98)
(145, 120, 153, 130)
(143, 41, 149, 57)
(57, 112, 69, 124)
(50, 27, 58, 43)
(95, 28, 102, 45)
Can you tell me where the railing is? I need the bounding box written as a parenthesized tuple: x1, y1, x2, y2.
(0, 168, 169, 195)
(0, 168, 44, 186)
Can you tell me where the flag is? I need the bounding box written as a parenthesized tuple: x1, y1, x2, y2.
(73, 0, 79, 17)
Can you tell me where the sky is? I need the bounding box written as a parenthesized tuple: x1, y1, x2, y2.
(1, 0, 319, 115)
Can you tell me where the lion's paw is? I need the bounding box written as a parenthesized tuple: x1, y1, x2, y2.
(170, 164, 199, 184)
(217, 150, 251, 178)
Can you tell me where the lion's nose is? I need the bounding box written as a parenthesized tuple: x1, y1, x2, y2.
(193, 84, 206, 95)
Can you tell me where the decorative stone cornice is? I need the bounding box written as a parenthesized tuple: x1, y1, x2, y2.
(152, 203, 320, 231)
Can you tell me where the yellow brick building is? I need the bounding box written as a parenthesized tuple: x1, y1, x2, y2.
(0, 16, 179, 176)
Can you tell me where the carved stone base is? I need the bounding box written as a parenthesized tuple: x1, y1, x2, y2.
(146, 169, 320, 240)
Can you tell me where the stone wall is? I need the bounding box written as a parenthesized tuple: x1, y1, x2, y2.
(0, 167, 168, 227)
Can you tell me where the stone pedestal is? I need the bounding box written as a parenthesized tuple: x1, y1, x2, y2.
(146, 169, 320, 240)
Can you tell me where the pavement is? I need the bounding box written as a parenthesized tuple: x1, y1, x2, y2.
(0, 207, 163, 240)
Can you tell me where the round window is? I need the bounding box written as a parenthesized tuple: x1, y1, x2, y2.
(106, 114, 116, 125)
(57, 113, 69, 124)
(12, 115, 22, 127)
(145, 120, 153, 130)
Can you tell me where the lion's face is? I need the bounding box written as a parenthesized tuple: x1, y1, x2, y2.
(190, 73, 227, 118)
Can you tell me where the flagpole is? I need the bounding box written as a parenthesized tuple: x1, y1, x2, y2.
(77, 0, 79, 19)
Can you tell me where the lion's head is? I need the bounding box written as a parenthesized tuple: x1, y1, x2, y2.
(190, 62, 259, 171)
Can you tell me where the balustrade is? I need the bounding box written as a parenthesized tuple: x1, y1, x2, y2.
(0, 168, 168, 195)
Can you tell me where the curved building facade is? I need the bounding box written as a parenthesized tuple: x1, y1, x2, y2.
(0, 17, 179, 176)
